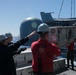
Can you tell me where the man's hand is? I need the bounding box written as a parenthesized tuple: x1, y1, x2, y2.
(27, 31, 36, 38)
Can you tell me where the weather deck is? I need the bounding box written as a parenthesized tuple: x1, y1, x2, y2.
(15, 48, 76, 75)
(16, 65, 76, 75)
(55, 67, 76, 75)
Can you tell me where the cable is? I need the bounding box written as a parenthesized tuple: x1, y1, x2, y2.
(71, 0, 75, 18)
(58, 0, 75, 18)
(74, 0, 75, 17)
(58, 0, 64, 18)
(71, 0, 72, 18)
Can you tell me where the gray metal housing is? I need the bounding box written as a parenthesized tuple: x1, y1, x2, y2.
(20, 17, 43, 46)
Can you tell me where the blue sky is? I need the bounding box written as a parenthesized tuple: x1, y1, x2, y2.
(0, 0, 75, 36)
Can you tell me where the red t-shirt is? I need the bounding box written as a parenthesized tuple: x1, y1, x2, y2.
(31, 38, 61, 73)
(66, 41, 74, 50)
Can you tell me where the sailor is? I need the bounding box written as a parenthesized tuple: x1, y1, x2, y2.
(5, 32, 23, 54)
(5, 32, 13, 45)
(0, 31, 35, 75)
(5, 32, 16, 75)
(31, 23, 61, 75)
(5, 32, 22, 75)
(66, 38, 76, 70)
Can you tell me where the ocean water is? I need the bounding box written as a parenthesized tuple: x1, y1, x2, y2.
(12, 36, 30, 49)
(12, 36, 19, 43)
